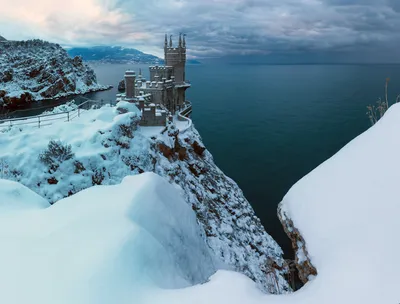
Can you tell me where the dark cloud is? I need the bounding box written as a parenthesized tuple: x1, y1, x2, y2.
(107, 0, 400, 60)
(1, 0, 399, 60)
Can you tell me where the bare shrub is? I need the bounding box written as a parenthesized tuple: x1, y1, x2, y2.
(367, 78, 400, 125)
(39, 140, 74, 172)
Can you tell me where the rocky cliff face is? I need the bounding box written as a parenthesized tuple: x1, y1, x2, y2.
(0, 103, 289, 293)
(151, 124, 290, 293)
(0, 39, 109, 107)
(278, 205, 317, 283)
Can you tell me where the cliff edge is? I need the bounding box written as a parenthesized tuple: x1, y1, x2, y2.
(276, 103, 400, 303)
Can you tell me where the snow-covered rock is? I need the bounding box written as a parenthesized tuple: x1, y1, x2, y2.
(0, 103, 289, 293)
(0, 172, 216, 304)
(0, 39, 110, 107)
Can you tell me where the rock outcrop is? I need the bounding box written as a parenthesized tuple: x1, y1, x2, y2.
(0, 39, 110, 107)
(118, 79, 125, 92)
(278, 205, 317, 283)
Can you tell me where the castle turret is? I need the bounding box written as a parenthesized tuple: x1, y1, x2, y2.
(164, 34, 186, 83)
(124, 70, 136, 99)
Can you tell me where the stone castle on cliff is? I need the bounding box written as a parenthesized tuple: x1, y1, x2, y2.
(118, 34, 191, 126)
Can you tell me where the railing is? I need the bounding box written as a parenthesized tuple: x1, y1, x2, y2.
(176, 101, 193, 133)
(0, 99, 115, 132)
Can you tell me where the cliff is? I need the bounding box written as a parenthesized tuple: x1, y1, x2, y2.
(0, 39, 110, 107)
(0, 102, 289, 293)
(143, 103, 400, 304)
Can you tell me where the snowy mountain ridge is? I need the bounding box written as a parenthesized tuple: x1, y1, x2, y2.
(0, 39, 110, 107)
(0, 102, 289, 293)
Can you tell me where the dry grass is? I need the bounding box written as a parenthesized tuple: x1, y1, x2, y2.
(367, 78, 400, 125)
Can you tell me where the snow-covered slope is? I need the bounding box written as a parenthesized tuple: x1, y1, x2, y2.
(0, 172, 216, 304)
(146, 99, 400, 304)
(0, 179, 49, 210)
(0, 39, 110, 107)
(3, 100, 399, 304)
(0, 102, 289, 293)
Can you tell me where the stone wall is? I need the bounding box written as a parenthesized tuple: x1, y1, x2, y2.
(141, 107, 166, 126)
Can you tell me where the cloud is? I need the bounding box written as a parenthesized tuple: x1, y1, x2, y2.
(0, 0, 399, 59)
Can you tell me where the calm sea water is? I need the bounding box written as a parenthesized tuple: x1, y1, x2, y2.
(15, 63, 400, 257)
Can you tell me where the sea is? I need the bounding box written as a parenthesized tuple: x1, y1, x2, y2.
(8, 63, 400, 257)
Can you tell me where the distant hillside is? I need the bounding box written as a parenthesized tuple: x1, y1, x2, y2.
(0, 35, 7, 42)
(67, 46, 162, 64)
(67, 46, 201, 65)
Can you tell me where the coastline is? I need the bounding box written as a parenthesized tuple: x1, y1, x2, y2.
(1, 85, 113, 113)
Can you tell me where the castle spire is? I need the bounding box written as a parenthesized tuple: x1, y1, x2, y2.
(179, 33, 182, 47)
(164, 34, 168, 48)
(169, 35, 173, 47)
(183, 34, 186, 48)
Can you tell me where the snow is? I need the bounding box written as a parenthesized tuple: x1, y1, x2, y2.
(0, 102, 288, 292)
(0, 179, 49, 210)
(0, 172, 216, 304)
(146, 98, 400, 304)
(2, 85, 399, 303)
(42, 101, 78, 114)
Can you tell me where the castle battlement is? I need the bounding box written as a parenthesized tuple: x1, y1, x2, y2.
(117, 34, 190, 127)
(165, 47, 186, 51)
(149, 66, 173, 70)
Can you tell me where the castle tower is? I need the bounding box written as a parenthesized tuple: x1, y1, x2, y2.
(124, 70, 136, 100)
(164, 33, 186, 83)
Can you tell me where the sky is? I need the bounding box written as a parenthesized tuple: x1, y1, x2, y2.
(1, 0, 400, 62)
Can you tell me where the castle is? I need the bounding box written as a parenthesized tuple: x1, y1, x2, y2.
(118, 34, 191, 126)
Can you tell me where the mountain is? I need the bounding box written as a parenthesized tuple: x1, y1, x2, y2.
(0, 39, 110, 107)
(67, 46, 162, 64)
(0, 102, 289, 293)
(67, 46, 201, 64)
(0, 35, 6, 42)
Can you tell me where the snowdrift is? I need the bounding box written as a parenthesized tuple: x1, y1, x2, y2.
(0, 102, 288, 292)
(147, 104, 400, 303)
(0, 172, 216, 304)
(2, 102, 399, 303)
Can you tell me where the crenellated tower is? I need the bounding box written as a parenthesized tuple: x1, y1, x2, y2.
(164, 33, 186, 83)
